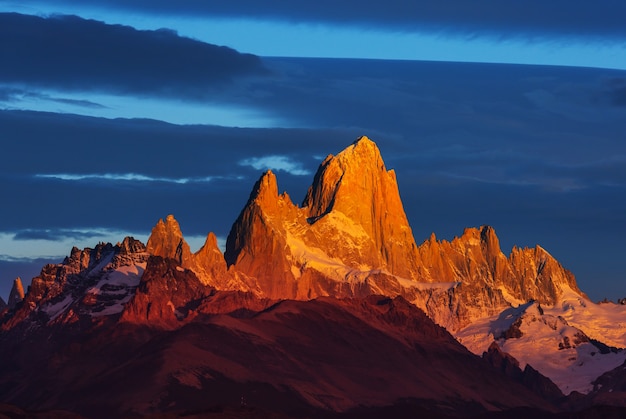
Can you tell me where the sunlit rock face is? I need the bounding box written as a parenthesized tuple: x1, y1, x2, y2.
(301, 137, 421, 280)
(225, 136, 423, 300)
(146, 215, 194, 266)
(7, 277, 25, 309)
(146, 215, 258, 293)
(507, 244, 583, 304)
(413, 225, 584, 328)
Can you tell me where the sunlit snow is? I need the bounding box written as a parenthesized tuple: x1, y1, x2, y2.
(88, 263, 146, 316)
(456, 289, 626, 395)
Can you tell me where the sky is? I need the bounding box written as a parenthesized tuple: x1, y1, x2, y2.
(1, 1, 625, 301)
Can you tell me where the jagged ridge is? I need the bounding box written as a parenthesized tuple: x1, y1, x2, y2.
(1, 136, 591, 334)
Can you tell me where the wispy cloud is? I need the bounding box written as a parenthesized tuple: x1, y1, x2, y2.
(239, 155, 311, 176)
(8, 227, 143, 243)
(0, 86, 107, 109)
(34, 173, 243, 184)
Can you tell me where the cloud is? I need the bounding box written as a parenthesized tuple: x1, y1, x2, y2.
(34, 173, 241, 184)
(35, 1, 626, 41)
(0, 86, 107, 109)
(0, 13, 266, 100)
(11, 228, 112, 242)
(0, 86, 24, 101)
(239, 155, 311, 176)
(45, 96, 107, 109)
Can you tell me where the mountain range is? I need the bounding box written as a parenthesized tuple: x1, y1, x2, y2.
(1, 136, 625, 418)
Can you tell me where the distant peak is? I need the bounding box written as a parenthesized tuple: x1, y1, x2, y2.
(12, 277, 24, 297)
(8, 277, 25, 309)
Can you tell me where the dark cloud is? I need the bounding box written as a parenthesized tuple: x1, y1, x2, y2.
(605, 78, 626, 106)
(40, 1, 626, 41)
(0, 13, 266, 99)
(612, 87, 626, 106)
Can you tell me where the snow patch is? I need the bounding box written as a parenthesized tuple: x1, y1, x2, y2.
(42, 295, 74, 321)
(89, 262, 145, 317)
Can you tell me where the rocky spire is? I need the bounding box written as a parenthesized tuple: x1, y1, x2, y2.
(7, 277, 25, 309)
(301, 136, 420, 279)
(224, 170, 300, 298)
(146, 214, 193, 265)
(147, 214, 236, 289)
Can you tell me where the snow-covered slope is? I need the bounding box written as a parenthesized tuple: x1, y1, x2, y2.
(549, 286, 626, 349)
(456, 295, 626, 395)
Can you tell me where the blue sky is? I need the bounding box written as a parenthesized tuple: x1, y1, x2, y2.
(1, 1, 626, 301)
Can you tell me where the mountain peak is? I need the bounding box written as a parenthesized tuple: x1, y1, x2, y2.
(147, 214, 189, 264)
(302, 136, 386, 220)
(350, 135, 378, 154)
(225, 136, 422, 295)
(304, 136, 421, 279)
(249, 170, 280, 211)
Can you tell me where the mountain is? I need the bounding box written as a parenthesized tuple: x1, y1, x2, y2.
(225, 137, 422, 301)
(1, 237, 149, 332)
(219, 137, 586, 332)
(1, 135, 625, 417)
